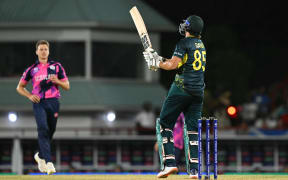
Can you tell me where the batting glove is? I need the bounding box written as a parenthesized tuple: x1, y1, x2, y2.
(146, 48, 164, 64)
(145, 48, 164, 69)
(143, 51, 154, 70)
(143, 51, 160, 71)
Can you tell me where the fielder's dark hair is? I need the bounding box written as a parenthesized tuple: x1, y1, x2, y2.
(36, 40, 50, 50)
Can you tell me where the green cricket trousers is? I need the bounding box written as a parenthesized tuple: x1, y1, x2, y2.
(159, 82, 204, 169)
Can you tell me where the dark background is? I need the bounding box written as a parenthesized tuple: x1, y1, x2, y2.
(145, 0, 287, 104)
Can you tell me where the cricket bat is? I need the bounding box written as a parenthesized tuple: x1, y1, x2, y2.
(129, 6, 152, 50)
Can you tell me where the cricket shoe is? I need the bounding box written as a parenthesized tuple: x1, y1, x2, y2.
(189, 169, 199, 179)
(34, 152, 47, 173)
(46, 162, 56, 175)
(157, 166, 178, 178)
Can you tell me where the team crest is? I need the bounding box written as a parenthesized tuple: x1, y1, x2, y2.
(50, 65, 55, 70)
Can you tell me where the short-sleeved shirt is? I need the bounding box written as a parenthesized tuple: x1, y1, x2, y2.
(173, 36, 206, 94)
(20, 59, 68, 99)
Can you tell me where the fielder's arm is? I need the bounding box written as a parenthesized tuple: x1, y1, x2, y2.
(50, 75, 70, 91)
(159, 56, 182, 70)
(16, 81, 40, 103)
(55, 79, 70, 91)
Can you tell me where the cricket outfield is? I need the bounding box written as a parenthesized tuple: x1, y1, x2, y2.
(1, 175, 288, 180)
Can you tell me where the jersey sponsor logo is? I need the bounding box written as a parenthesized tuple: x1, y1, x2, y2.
(35, 74, 48, 81)
(35, 74, 56, 81)
(174, 52, 183, 56)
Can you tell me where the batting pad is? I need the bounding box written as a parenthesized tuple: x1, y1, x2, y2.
(184, 121, 199, 174)
(156, 118, 164, 171)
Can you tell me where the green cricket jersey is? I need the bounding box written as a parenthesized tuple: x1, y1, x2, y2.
(173, 36, 206, 94)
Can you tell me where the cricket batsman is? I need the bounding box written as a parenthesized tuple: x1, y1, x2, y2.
(143, 15, 206, 179)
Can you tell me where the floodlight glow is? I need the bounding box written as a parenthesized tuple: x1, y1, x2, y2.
(226, 106, 237, 118)
(8, 112, 17, 122)
(106, 111, 116, 122)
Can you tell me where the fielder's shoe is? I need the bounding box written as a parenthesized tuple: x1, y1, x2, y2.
(34, 152, 47, 173)
(157, 166, 178, 178)
(46, 162, 56, 175)
(189, 169, 199, 179)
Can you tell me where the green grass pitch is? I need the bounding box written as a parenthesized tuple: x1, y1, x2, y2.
(1, 175, 288, 180)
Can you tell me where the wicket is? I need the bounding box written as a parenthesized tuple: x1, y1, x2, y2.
(198, 117, 218, 180)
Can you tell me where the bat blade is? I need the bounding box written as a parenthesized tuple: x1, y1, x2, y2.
(129, 6, 152, 50)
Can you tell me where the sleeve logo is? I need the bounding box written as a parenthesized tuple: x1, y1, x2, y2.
(49, 65, 55, 70)
(33, 67, 39, 73)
